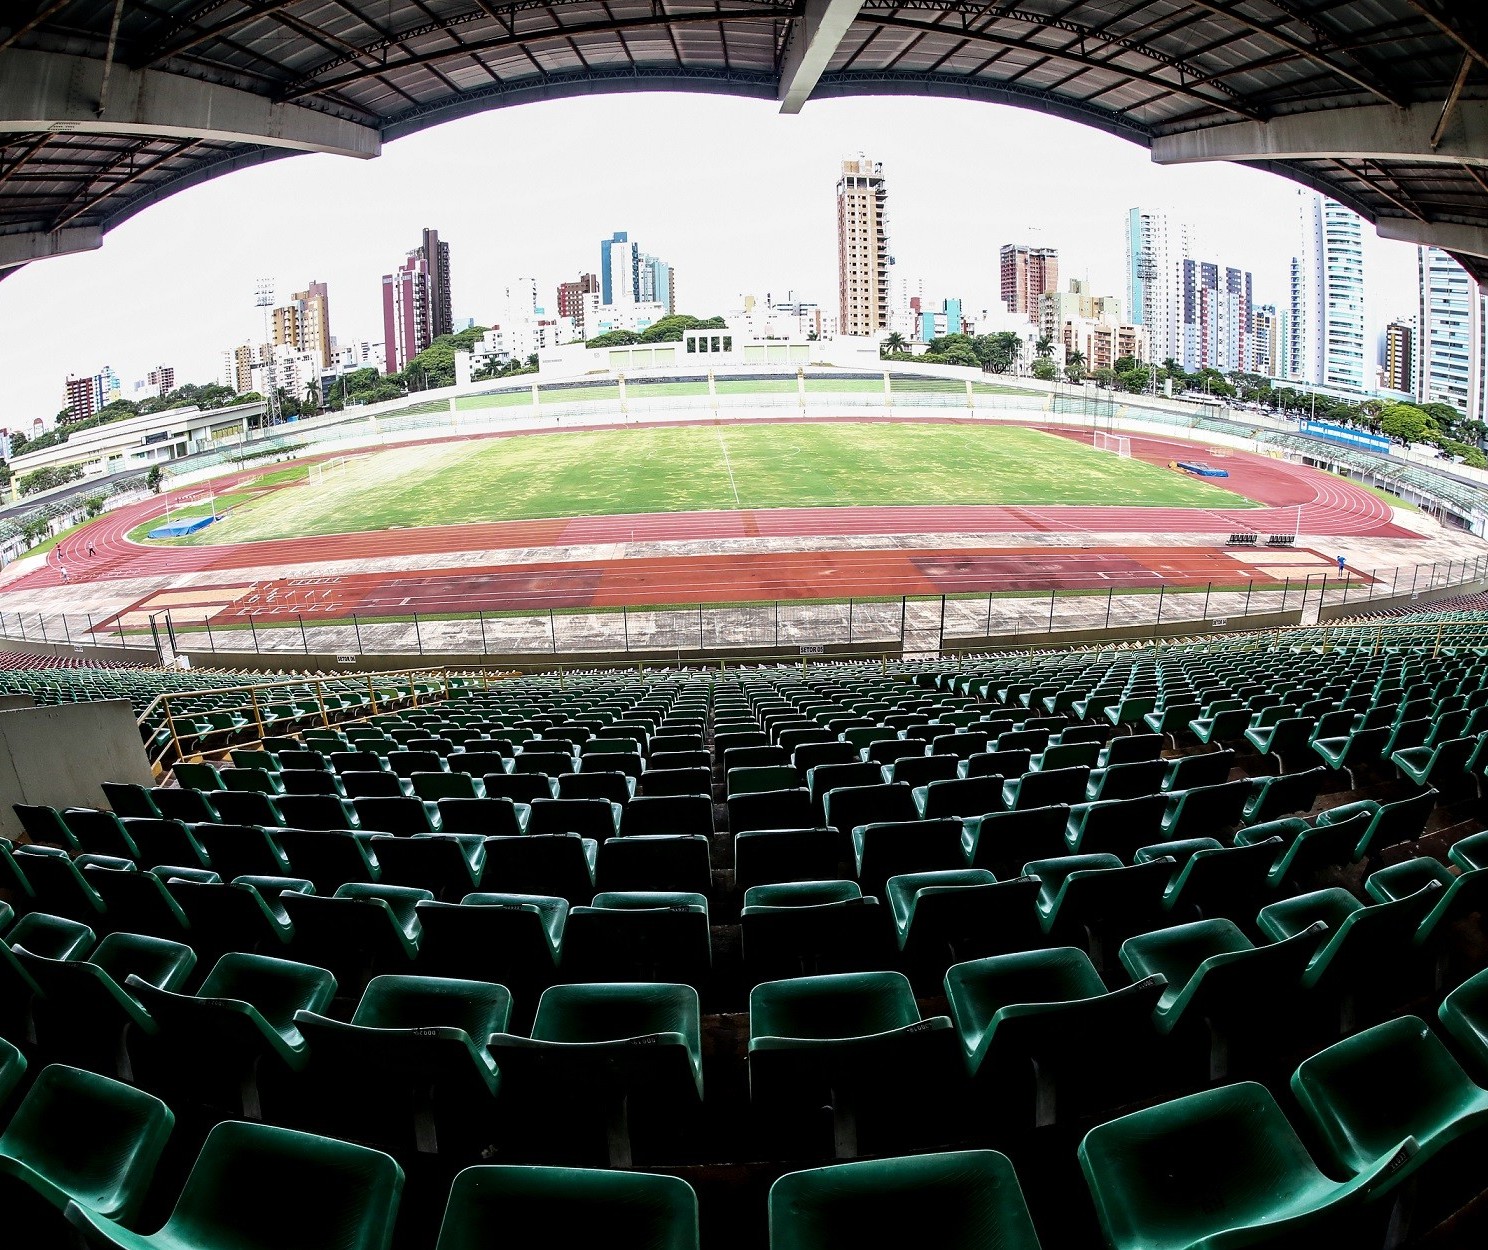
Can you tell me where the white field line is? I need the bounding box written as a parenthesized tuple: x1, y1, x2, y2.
(717, 431, 742, 509)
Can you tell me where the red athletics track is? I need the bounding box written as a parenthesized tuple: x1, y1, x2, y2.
(103, 546, 1349, 628)
(10, 425, 1410, 598)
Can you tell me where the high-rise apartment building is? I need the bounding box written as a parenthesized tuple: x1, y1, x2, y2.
(271, 280, 332, 369)
(1252, 305, 1280, 378)
(1382, 319, 1415, 394)
(1038, 279, 1121, 345)
(146, 365, 176, 397)
(836, 156, 891, 338)
(1180, 260, 1253, 374)
(557, 273, 600, 336)
(382, 251, 432, 375)
(419, 229, 453, 340)
(1417, 247, 1488, 420)
(1125, 209, 1186, 365)
(600, 233, 675, 314)
(1290, 191, 1366, 391)
(1000, 244, 1059, 319)
(62, 366, 121, 421)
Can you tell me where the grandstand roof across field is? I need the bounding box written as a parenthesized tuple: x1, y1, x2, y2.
(1, 3, 1486, 277)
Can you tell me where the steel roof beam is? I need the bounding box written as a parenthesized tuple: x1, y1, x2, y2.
(1152, 100, 1488, 168)
(778, 0, 864, 113)
(0, 48, 380, 158)
(1376, 216, 1488, 259)
(0, 225, 100, 269)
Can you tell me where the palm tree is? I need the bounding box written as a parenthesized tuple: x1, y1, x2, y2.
(882, 332, 906, 357)
(1066, 349, 1086, 381)
(1034, 335, 1055, 360)
(303, 380, 321, 414)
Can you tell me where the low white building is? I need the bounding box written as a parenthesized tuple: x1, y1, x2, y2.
(10, 399, 268, 485)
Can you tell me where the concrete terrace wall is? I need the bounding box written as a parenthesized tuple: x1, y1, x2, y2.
(0, 699, 154, 842)
(1317, 576, 1488, 623)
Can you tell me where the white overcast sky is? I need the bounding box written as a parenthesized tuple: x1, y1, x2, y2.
(0, 91, 1419, 427)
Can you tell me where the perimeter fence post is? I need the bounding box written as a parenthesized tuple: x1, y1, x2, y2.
(621, 607, 629, 654)
(62, 616, 71, 644)
(1155, 585, 1165, 631)
(1201, 582, 1211, 618)
(939, 595, 947, 655)
(205, 618, 215, 653)
(1104, 586, 1114, 630)
(697, 603, 704, 651)
(17, 615, 25, 641)
(1047, 590, 1056, 633)
(1281, 578, 1290, 613)
(248, 615, 259, 653)
(774, 602, 780, 648)
(297, 613, 310, 654)
(899, 598, 907, 650)
(1243, 581, 1253, 616)
(549, 611, 557, 655)
(478, 611, 488, 656)
(848, 599, 854, 646)
(414, 614, 424, 656)
(985, 592, 994, 639)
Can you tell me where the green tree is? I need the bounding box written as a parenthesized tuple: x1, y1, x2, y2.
(1378, 402, 1437, 445)
(1034, 336, 1055, 360)
(1118, 365, 1152, 393)
(303, 380, 322, 414)
(146, 465, 164, 494)
(585, 329, 641, 348)
(84, 494, 105, 518)
(1031, 358, 1058, 381)
(882, 332, 906, 357)
(1065, 349, 1086, 382)
(16, 464, 83, 495)
(1091, 367, 1117, 388)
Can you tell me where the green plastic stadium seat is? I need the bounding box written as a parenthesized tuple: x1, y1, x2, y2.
(102, 783, 161, 820)
(434, 1165, 696, 1250)
(62, 809, 140, 860)
(741, 881, 887, 986)
(1078, 1081, 1417, 1250)
(769, 1149, 1041, 1250)
(65, 1120, 404, 1250)
(1251, 811, 1370, 890)
(1025, 853, 1175, 970)
(478, 833, 596, 904)
(749, 970, 960, 1158)
(1292, 1015, 1488, 1184)
(1064, 794, 1167, 859)
(487, 982, 703, 1165)
(962, 805, 1070, 877)
(273, 827, 379, 892)
(727, 788, 815, 835)
(281, 884, 426, 990)
(618, 793, 712, 837)
(1241, 767, 1326, 825)
(733, 827, 838, 890)
(0, 1064, 173, 1236)
(563, 891, 711, 987)
(887, 869, 1042, 979)
(851, 818, 966, 898)
(436, 797, 530, 836)
(367, 833, 482, 900)
(127, 952, 337, 1119)
(119, 817, 210, 869)
(1393, 735, 1476, 790)
(295, 973, 510, 1156)
(0, 1037, 23, 1107)
(1439, 967, 1488, 1082)
(221, 767, 285, 796)
(12, 845, 107, 923)
(1119, 918, 1323, 1081)
(911, 776, 1006, 820)
(944, 946, 1164, 1128)
(1003, 765, 1090, 811)
(17, 931, 195, 1080)
(596, 834, 711, 896)
(1157, 837, 1285, 922)
(417, 894, 565, 1001)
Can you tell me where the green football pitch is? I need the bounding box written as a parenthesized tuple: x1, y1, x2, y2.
(157, 422, 1255, 544)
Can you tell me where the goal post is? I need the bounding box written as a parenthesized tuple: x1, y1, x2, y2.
(1092, 431, 1132, 458)
(307, 455, 366, 486)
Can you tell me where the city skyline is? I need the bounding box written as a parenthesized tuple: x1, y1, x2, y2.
(0, 91, 1425, 427)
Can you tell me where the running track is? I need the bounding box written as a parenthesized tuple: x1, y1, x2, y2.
(7, 422, 1411, 619)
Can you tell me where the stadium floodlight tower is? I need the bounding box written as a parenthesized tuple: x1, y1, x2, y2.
(255, 278, 281, 425)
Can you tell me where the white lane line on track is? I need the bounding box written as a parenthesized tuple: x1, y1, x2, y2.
(716, 432, 742, 510)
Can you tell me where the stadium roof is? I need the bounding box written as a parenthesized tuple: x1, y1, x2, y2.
(2, 1, 1486, 279)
